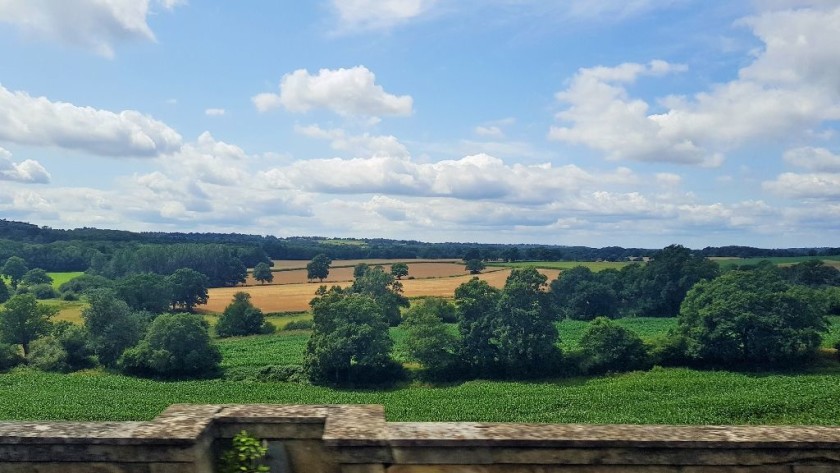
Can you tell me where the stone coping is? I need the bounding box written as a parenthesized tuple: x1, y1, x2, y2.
(0, 404, 839, 450)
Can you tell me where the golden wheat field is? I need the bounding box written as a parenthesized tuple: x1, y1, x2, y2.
(202, 263, 561, 313)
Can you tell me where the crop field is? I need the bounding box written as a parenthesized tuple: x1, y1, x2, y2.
(205, 266, 560, 313)
(488, 261, 630, 272)
(268, 259, 460, 270)
(1, 366, 839, 424)
(243, 262, 472, 286)
(715, 256, 840, 270)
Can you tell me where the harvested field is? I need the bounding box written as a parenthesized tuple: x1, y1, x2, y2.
(244, 262, 471, 285)
(268, 258, 459, 270)
(204, 267, 561, 313)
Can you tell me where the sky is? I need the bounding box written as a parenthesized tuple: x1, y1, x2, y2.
(0, 0, 839, 248)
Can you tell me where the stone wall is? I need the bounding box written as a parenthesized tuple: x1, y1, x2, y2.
(1, 404, 839, 472)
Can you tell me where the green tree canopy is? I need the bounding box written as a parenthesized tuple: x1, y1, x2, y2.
(21, 268, 53, 287)
(350, 266, 409, 326)
(0, 293, 57, 355)
(454, 278, 501, 377)
(216, 292, 270, 338)
(115, 273, 173, 314)
(402, 300, 459, 377)
(390, 262, 409, 280)
(677, 269, 828, 366)
(1, 256, 28, 289)
(306, 254, 332, 282)
(167, 268, 210, 312)
(353, 263, 370, 278)
(0, 278, 9, 304)
(305, 289, 397, 385)
(465, 259, 485, 274)
(579, 317, 649, 373)
(120, 313, 221, 379)
(252, 262, 274, 285)
(550, 266, 619, 320)
(83, 289, 148, 367)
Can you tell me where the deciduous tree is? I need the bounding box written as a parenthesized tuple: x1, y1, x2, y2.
(83, 289, 147, 367)
(252, 262, 273, 285)
(1, 256, 28, 290)
(0, 293, 56, 355)
(390, 262, 409, 280)
(216, 292, 270, 337)
(306, 254, 331, 282)
(167, 268, 209, 312)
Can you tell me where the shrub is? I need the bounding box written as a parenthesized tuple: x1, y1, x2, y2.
(29, 283, 58, 300)
(120, 313, 221, 379)
(58, 274, 114, 296)
(282, 320, 313, 331)
(580, 317, 650, 373)
(218, 430, 269, 473)
(27, 337, 67, 372)
(61, 292, 79, 301)
(0, 343, 22, 371)
(28, 324, 95, 373)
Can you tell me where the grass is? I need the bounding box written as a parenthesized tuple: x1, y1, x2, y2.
(488, 261, 630, 272)
(47, 271, 83, 289)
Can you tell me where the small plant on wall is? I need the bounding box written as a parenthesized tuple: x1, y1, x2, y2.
(218, 430, 270, 473)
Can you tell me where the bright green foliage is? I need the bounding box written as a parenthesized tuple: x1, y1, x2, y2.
(579, 317, 649, 373)
(167, 268, 209, 312)
(415, 297, 457, 323)
(115, 273, 173, 314)
(1, 256, 28, 289)
(58, 274, 114, 296)
(216, 292, 270, 338)
(678, 269, 827, 366)
(252, 262, 274, 285)
(550, 266, 619, 320)
(306, 254, 331, 282)
(120, 313, 221, 379)
(21, 268, 52, 286)
(218, 430, 270, 473)
(305, 289, 398, 385)
(390, 262, 409, 280)
(0, 278, 8, 303)
(0, 294, 57, 355)
(464, 259, 485, 274)
(351, 266, 409, 326)
(494, 268, 559, 378)
(83, 289, 147, 367)
(0, 342, 22, 371)
(455, 278, 501, 377)
(402, 301, 459, 376)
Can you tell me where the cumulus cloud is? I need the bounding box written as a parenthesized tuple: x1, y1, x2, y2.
(763, 173, 840, 200)
(550, 5, 840, 166)
(0, 0, 183, 57)
(0, 148, 50, 183)
(160, 132, 248, 186)
(331, 0, 437, 31)
(294, 124, 409, 157)
(783, 147, 840, 172)
(0, 84, 182, 157)
(259, 152, 637, 203)
(253, 66, 413, 118)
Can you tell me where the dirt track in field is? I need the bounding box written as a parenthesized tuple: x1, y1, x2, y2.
(203, 265, 560, 313)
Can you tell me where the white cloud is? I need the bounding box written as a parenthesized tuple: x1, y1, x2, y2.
(0, 147, 50, 183)
(0, 0, 183, 57)
(763, 172, 840, 199)
(783, 147, 840, 172)
(474, 126, 504, 138)
(294, 124, 410, 157)
(205, 108, 225, 117)
(0, 84, 182, 157)
(253, 66, 413, 118)
(331, 0, 437, 31)
(161, 132, 247, 186)
(259, 152, 637, 203)
(550, 5, 840, 166)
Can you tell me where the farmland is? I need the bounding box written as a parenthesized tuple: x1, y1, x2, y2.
(205, 261, 560, 313)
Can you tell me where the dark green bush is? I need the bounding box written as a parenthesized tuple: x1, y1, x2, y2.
(282, 320, 313, 331)
(580, 317, 650, 374)
(29, 283, 58, 300)
(0, 343, 22, 371)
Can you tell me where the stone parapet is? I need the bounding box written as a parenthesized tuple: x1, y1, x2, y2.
(0, 404, 838, 472)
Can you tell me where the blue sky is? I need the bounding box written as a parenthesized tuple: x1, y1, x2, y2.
(0, 0, 839, 248)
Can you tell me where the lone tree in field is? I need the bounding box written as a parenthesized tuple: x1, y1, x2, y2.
(0, 293, 57, 355)
(677, 268, 827, 366)
(252, 262, 273, 285)
(167, 268, 209, 312)
(465, 259, 485, 274)
(21, 268, 53, 287)
(1, 256, 28, 290)
(307, 254, 332, 282)
(390, 262, 409, 280)
(216, 292, 270, 338)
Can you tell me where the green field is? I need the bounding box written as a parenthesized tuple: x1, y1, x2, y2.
(47, 271, 83, 289)
(487, 261, 630, 272)
(1, 316, 838, 423)
(715, 256, 840, 269)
